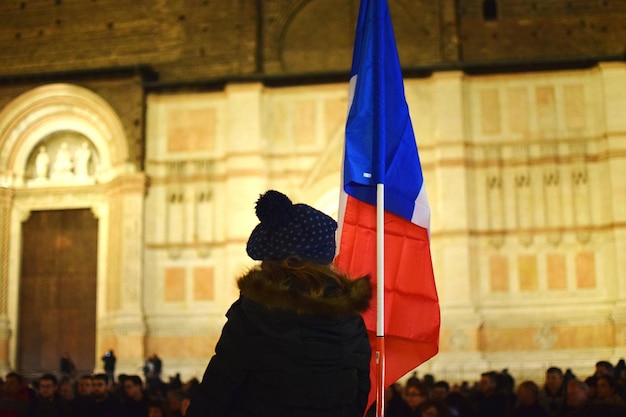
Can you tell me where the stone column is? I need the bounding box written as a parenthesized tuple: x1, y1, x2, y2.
(426, 71, 486, 378)
(101, 173, 147, 374)
(222, 83, 266, 294)
(0, 187, 13, 373)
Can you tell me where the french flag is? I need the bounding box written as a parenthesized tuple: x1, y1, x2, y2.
(335, 0, 440, 410)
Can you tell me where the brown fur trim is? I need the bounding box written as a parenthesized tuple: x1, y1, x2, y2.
(237, 268, 372, 317)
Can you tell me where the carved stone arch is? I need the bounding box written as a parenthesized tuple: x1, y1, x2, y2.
(275, 0, 432, 72)
(275, 0, 358, 72)
(270, 0, 312, 44)
(0, 83, 131, 186)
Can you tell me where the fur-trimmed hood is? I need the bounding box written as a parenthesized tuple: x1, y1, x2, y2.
(237, 268, 372, 318)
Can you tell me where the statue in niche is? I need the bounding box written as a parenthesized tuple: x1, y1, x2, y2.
(34, 146, 50, 179)
(51, 142, 74, 179)
(74, 141, 91, 178)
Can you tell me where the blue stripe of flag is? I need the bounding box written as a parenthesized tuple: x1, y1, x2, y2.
(344, 0, 424, 223)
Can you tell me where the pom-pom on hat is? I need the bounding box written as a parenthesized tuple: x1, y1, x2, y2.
(246, 190, 337, 264)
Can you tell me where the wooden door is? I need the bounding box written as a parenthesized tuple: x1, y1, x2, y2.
(19, 209, 98, 374)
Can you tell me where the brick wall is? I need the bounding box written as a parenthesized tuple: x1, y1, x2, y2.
(459, 0, 626, 64)
(0, 0, 259, 82)
(0, 1, 624, 81)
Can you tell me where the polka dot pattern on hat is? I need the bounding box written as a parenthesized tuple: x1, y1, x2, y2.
(246, 190, 337, 264)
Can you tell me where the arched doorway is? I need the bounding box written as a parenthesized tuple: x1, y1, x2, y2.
(0, 83, 145, 374)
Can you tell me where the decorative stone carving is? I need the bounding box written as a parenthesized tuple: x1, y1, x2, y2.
(195, 189, 213, 258)
(74, 141, 92, 179)
(34, 146, 50, 180)
(449, 329, 469, 351)
(50, 142, 73, 179)
(513, 145, 534, 247)
(27, 138, 97, 185)
(485, 146, 506, 248)
(534, 325, 557, 350)
(570, 143, 591, 244)
(542, 143, 563, 246)
(167, 190, 185, 259)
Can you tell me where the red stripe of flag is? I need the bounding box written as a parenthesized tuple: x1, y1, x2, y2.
(335, 0, 440, 411)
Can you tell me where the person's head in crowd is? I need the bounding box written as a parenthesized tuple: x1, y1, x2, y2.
(432, 380, 450, 401)
(423, 374, 436, 389)
(595, 374, 618, 402)
(180, 390, 192, 416)
(4, 372, 25, 397)
(564, 368, 576, 381)
(498, 368, 515, 393)
(182, 377, 200, 398)
(168, 373, 182, 390)
(37, 373, 58, 400)
(583, 376, 597, 399)
(166, 388, 185, 416)
(444, 391, 475, 417)
(545, 367, 564, 394)
(147, 399, 166, 417)
(595, 360, 614, 377)
(615, 359, 626, 379)
(58, 377, 74, 401)
(478, 371, 499, 396)
(516, 380, 540, 407)
(419, 399, 453, 417)
(116, 373, 128, 388)
(566, 379, 590, 407)
(92, 373, 110, 401)
(406, 372, 420, 386)
(405, 380, 429, 411)
(123, 375, 144, 401)
(77, 374, 93, 397)
(385, 382, 403, 403)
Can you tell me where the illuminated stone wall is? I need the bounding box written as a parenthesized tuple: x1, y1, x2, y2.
(0, 63, 623, 382)
(141, 63, 626, 382)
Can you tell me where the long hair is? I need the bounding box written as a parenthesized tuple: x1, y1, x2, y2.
(237, 257, 372, 316)
(258, 257, 351, 297)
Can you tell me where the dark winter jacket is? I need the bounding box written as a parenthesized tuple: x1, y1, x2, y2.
(186, 266, 373, 417)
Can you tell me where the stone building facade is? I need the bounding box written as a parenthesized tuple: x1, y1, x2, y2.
(0, 0, 625, 382)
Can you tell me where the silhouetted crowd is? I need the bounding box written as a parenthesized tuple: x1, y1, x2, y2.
(2, 358, 626, 417)
(0, 369, 199, 417)
(366, 359, 626, 417)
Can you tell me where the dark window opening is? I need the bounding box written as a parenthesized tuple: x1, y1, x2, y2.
(483, 0, 498, 21)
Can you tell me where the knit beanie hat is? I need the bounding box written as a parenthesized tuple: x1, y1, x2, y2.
(246, 190, 337, 265)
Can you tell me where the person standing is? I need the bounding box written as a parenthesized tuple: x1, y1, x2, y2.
(150, 354, 162, 380)
(101, 349, 116, 386)
(59, 352, 76, 379)
(185, 190, 372, 417)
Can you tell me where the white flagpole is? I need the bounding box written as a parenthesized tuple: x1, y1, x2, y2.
(376, 183, 385, 417)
